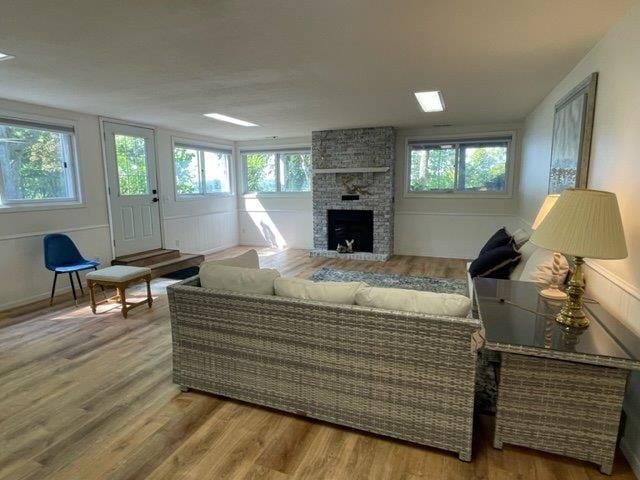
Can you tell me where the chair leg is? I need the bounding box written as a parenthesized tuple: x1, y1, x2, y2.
(50, 272, 58, 306)
(68, 272, 77, 305)
(88, 280, 96, 314)
(75, 271, 84, 296)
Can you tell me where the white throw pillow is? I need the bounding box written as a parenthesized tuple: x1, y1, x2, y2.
(519, 248, 569, 284)
(200, 249, 259, 270)
(200, 264, 280, 295)
(274, 277, 367, 305)
(355, 287, 471, 317)
(509, 241, 538, 280)
(509, 228, 530, 249)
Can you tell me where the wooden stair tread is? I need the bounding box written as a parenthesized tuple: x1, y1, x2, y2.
(146, 253, 203, 269)
(112, 249, 181, 267)
(146, 253, 205, 279)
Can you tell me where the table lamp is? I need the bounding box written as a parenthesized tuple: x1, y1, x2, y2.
(532, 194, 567, 300)
(530, 189, 627, 328)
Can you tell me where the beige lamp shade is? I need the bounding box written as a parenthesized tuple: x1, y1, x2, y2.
(532, 194, 560, 229)
(530, 189, 628, 259)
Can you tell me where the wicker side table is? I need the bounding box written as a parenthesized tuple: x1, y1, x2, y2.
(474, 277, 640, 475)
(494, 352, 628, 474)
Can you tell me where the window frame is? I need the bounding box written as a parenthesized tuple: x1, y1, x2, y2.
(0, 112, 82, 211)
(241, 148, 312, 195)
(404, 132, 515, 199)
(171, 137, 234, 200)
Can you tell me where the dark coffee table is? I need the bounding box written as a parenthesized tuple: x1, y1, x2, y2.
(474, 277, 640, 475)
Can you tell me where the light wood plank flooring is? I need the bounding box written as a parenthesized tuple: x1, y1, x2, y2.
(0, 247, 635, 479)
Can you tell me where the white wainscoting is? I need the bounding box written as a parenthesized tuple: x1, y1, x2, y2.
(238, 209, 313, 249)
(0, 225, 112, 310)
(394, 212, 522, 259)
(583, 260, 640, 478)
(163, 210, 239, 255)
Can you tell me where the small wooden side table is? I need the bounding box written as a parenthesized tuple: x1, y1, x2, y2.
(86, 266, 152, 318)
(474, 277, 640, 475)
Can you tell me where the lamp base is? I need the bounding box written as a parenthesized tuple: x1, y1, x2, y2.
(555, 256, 589, 329)
(539, 287, 567, 300)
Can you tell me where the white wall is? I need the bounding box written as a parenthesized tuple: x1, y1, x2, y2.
(0, 100, 239, 309)
(155, 129, 238, 254)
(516, 4, 640, 476)
(0, 99, 113, 309)
(394, 124, 523, 259)
(236, 137, 313, 249)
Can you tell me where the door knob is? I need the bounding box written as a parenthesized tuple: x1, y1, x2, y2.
(152, 197, 159, 203)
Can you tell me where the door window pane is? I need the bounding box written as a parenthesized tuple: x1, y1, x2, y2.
(279, 153, 311, 192)
(461, 143, 508, 192)
(0, 123, 75, 202)
(204, 151, 231, 193)
(244, 153, 276, 192)
(115, 134, 149, 195)
(174, 146, 202, 195)
(409, 145, 456, 191)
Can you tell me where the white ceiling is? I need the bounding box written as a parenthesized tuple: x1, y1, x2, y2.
(0, 0, 636, 140)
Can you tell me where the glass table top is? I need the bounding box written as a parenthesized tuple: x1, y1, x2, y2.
(474, 277, 640, 363)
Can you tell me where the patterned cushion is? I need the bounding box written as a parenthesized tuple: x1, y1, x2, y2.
(469, 244, 521, 279)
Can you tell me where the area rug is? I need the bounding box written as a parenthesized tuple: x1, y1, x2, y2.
(309, 267, 468, 296)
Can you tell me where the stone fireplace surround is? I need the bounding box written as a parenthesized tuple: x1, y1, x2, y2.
(310, 126, 395, 261)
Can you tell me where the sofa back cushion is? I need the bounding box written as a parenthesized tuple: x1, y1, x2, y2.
(274, 277, 366, 305)
(200, 264, 280, 295)
(355, 286, 471, 317)
(200, 249, 259, 270)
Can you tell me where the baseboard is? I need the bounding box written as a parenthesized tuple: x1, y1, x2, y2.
(621, 436, 640, 479)
(0, 285, 76, 312)
(197, 243, 239, 256)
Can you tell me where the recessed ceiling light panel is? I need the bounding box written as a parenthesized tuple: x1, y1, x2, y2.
(0, 52, 15, 62)
(204, 113, 258, 127)
(414, 91, 445, 112)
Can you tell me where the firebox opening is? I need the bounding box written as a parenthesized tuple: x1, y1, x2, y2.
(327, 209, 374, 253)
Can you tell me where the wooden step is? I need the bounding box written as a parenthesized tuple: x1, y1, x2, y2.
(147, 253, 205, 279)
(112, 249, 181, 267)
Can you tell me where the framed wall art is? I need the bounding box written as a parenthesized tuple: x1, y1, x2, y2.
(548, 72, 598, 193)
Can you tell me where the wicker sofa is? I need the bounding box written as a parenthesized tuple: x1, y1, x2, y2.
(167, 276, 482, 461)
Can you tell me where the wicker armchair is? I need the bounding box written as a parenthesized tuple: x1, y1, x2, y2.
(168, 276, 482, 460)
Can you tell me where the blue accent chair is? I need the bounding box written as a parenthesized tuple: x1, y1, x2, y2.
(44, 233, 100, 305)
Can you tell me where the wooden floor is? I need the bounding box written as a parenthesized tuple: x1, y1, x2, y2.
(0, 247, 635, 480)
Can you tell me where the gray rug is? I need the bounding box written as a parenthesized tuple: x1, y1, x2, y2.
(310, 267, 468, 296)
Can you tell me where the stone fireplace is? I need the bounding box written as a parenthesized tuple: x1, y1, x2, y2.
(310, 126, 395, 261)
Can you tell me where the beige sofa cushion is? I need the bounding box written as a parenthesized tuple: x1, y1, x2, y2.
(200, 249, 259, 270)
(200, 264, 280, 295)
(274, 277, 367, 305)
(355, 286, 471, 317)
(509, 241, 537, 280)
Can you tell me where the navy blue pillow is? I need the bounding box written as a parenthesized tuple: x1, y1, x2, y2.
(469, 244, 521, 279)
(479, 227, 513, 255)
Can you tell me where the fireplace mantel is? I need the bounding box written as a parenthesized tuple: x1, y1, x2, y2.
(313, 167, 389, 174)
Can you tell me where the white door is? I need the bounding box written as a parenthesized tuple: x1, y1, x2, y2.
(103, 122, 162, 256)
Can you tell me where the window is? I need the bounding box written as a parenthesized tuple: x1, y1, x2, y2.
(408, 137, 511, 194)
(173, 141, 232, 197)
(115, 134, 149, 195)
(243, 149, 311, 193)
(0, 117, 78, 205)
